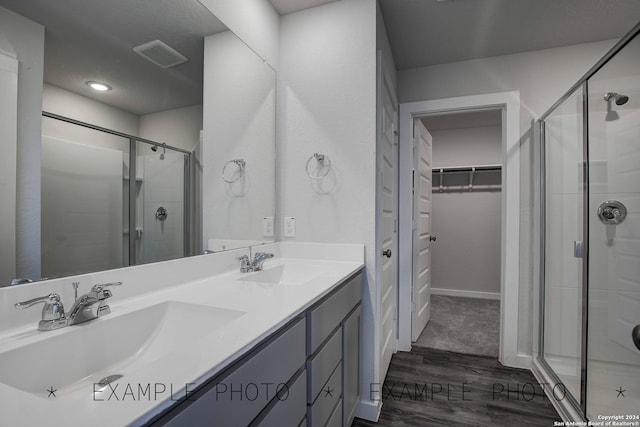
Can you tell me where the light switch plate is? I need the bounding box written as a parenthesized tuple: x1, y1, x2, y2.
(263, 217, 274, 237)
(284, 216, 296, 237)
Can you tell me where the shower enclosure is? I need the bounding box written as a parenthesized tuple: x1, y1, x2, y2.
(537, 23, 640, 420)
(41, 112, 193, 279)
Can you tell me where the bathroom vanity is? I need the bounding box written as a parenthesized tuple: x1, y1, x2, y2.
(0, 243, 364, 426)
(154, 268, 362, 427)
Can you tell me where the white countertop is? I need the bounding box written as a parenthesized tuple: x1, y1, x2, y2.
(0, 253, 363, 426)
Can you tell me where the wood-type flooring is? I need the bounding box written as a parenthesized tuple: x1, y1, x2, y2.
(352, 347, 561, 427)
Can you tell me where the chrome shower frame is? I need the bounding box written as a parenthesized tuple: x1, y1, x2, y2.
(41, 111, 195, 266)
(534, 21, 640, 422)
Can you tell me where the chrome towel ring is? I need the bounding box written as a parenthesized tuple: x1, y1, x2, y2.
(305, 153, 331, 179)
(222, 159, 246, 183)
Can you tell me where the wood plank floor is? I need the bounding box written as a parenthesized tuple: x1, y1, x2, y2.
(352, 347, 561, 427)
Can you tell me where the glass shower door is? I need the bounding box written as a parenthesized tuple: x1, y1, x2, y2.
(542, 86, 585, 407)
(586, 33, 640, 420)
(135, 141, 188, 264)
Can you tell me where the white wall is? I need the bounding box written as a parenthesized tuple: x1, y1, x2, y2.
(278, 0, 377, 417)
(430, 124, 502, 297)
(198, 0, 279, 68)
(0, 53, 18, 286)
(398, 39, 617, 356)
(202, 31, 276, 248)
(43, 83, 139, 135)
(0, 6, 45, 281)
(139, 105, 202, 152)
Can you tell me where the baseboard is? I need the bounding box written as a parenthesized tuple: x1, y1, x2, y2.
(431, 288, 500, 300)
(354, 399, 382, 422)
(514, 352, 532, 369)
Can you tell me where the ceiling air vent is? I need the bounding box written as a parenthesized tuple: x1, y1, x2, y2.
(133, 40, 188, 68)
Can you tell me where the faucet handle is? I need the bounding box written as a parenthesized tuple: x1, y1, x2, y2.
(15, 293, 61, 310)
(15, 293, 67, 331)
(90, 282, 123, 293)
(236, 254, 253, 273)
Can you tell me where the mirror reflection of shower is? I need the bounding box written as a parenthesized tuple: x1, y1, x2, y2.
(151, 143, 166, 160)
(604, 91, 629, 121)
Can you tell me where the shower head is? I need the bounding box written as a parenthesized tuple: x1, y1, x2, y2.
(615, 94, 629, 105)
(604, 92, 629, 106)
(151, 145, 158, 152)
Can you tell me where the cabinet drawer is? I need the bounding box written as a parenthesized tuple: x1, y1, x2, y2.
(307, 272, 362, 354)
(307, 327, 342, 404)
(159, 317, 305, 426)
(342, 305, 361, 427)
(326, 399, 342, 427)
(254, 369, 306, 427)
(307, 362, 342, 427)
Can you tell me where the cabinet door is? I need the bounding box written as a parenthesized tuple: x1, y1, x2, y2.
(343, 305, 361, 427)
(158, 318, 305, 426)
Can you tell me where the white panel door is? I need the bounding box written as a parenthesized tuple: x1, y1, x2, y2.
(378, 63, 398, 382)
(412, 120, 433, 341)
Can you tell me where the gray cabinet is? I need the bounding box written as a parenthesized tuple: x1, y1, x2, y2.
(153, 317, 306, 426)
(342, 305, 361, 427)
(305, 272, 362, 427)
(150, 269, 363, 427)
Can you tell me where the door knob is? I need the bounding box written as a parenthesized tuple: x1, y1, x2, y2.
(429, 235, 437, 242)
(382, 249, 392, 258)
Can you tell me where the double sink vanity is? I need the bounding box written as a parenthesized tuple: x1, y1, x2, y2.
(0, 243, 364, 426)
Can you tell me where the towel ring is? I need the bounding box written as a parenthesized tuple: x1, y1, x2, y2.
(305, 153, 331, 179)
(222, 159, 246, 183)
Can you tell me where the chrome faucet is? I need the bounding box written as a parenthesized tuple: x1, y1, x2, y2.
(15, 293, 67, 331)
(252, 252, 274, 271)
(236, 252, 274, 272)
(15, 282, 122, 331)
(67, 282, 122, 326)
(236, 255, 253, 273)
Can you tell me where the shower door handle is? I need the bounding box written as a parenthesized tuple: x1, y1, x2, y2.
(574, 241, 584, 258)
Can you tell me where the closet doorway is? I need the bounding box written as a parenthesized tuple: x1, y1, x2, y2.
(398, 91, 522, 368)
(413, 110, 503, 357)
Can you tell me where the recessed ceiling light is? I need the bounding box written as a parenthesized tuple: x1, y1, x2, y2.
(86, 81, 112, 91)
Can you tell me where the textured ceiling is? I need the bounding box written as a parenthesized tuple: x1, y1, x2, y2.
(379, 0, 640, 70)
(0, 0, 228, 115)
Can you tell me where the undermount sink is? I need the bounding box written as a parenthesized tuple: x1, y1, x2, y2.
(240, 263, 326, 285)
(0, 301, 245, 398)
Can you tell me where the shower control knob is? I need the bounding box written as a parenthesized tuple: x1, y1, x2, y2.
(429, 235, 437, 242)
(597, 200, 626, 225)
(382, 249, 392, 258)
(155, 206, 168, 221)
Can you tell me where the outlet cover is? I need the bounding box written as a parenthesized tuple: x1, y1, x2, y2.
(284, 216, 296, 237)
(263, 217, 274, 237)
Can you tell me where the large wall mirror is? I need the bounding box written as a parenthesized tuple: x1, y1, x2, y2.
(0, 0, 276, 285)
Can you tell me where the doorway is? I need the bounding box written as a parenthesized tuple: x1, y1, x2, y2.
(398, 91, 523, 368)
